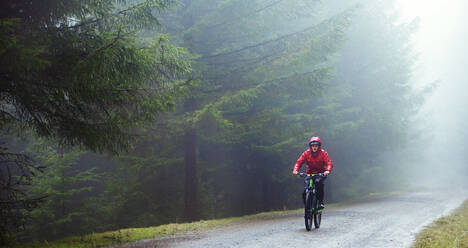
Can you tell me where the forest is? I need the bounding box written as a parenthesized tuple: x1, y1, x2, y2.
(1, 0, 461, 245)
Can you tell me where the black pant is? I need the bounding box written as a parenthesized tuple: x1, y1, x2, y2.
(302, 176, 326, 205)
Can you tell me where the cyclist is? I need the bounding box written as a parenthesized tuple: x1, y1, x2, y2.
(292, 136, 333, 209)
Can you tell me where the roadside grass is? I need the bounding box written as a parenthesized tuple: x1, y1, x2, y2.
(412, 199, 468, 248)
(12, 208, 303, 248)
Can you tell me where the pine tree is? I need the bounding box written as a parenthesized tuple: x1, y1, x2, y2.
(25, 140, 99, 240)
(0, 0, 193, 243)
(122, 0, 354, 220)
(0, 0, 194, 153)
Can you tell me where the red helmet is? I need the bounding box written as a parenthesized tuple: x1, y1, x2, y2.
(308, 136, 321, 147)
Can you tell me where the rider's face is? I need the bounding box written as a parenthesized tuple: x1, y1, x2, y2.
(310, 144, 319, 152)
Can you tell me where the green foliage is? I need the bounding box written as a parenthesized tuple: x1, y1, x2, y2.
(0, 0, 193, 153)
(0, 1, 193, 245)
(123, 0, 356, 220)
(5, 0, 428, 245)
(0, 137, 43, 245)
(24, 139, 100, 240)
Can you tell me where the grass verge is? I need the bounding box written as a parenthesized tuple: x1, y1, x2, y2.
(412, 199, 468, 248)
(12, 208, 303, 248)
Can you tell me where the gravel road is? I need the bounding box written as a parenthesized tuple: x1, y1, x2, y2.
(115, 190, 466, 248)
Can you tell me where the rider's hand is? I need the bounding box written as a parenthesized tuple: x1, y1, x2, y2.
(323, 170, 330, 176)
(292, 170, 299, 175)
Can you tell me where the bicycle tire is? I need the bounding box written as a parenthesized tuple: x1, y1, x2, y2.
(304, 191, 313, 231)
(311, 193, 321, 228)
(314, 212, 321, 228)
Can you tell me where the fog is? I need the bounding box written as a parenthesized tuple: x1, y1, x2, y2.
(396, 0, 468, 187)
(3, 0, 468, 244)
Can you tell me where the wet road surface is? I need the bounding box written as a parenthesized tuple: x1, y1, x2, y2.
(113, 191, 467, 248)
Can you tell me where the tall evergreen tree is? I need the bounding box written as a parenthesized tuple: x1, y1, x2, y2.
(3, 1, 429, 243)
(0, 0, 193, 243)
(121, 0, 354, 221)
(25, 140, 99, 240)
(0, 0, 193, 153)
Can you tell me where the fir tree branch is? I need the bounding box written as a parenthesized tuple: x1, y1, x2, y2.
(201, 22, 320, 59)
(204, 0, 285, 30)
(66, 1, 157, 29)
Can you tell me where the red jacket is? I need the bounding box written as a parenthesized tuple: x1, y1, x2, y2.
(293, 137, 333, 174)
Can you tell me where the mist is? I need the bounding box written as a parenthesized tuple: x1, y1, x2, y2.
(2, 0, 468, 245)
(396, 0, 468, 187)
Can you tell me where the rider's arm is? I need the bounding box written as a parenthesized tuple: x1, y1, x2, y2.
(323, 150, 333, 173)
(293, 151, 307, 174)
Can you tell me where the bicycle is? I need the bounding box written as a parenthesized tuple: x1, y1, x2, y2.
(298, 172, 326, 231)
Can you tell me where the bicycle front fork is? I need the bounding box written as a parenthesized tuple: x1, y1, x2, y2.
(303, 188, 315, 205)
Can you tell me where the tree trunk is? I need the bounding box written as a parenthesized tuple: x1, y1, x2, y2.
(184, 127, 199, 221)
(261, 175, 270, 211)
(59, 149, 67, 234)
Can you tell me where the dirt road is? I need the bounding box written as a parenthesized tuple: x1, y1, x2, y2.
(115, 190, 466, 248)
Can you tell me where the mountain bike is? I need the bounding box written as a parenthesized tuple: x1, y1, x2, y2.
(298, 172, 326, 231)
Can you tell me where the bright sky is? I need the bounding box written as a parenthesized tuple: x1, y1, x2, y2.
(395, 0, 465, 85)
(395, 0, 468, 118)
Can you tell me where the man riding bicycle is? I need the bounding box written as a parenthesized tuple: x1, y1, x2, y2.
(292, 136, 333, 209)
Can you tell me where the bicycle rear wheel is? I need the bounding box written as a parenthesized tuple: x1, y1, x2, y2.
(304, 192, 313, 231)
(314, 212, 321, 228)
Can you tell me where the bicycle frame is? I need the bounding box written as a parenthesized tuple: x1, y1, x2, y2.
(298, 172, 326, 230)
(304, 174, 320, 214)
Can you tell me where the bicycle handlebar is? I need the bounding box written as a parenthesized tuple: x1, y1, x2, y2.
(298, 172, 327, 178)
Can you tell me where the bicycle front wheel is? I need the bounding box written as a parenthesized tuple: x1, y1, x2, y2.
(311, 193, 321, 228)
(304, 192, 313, 231)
